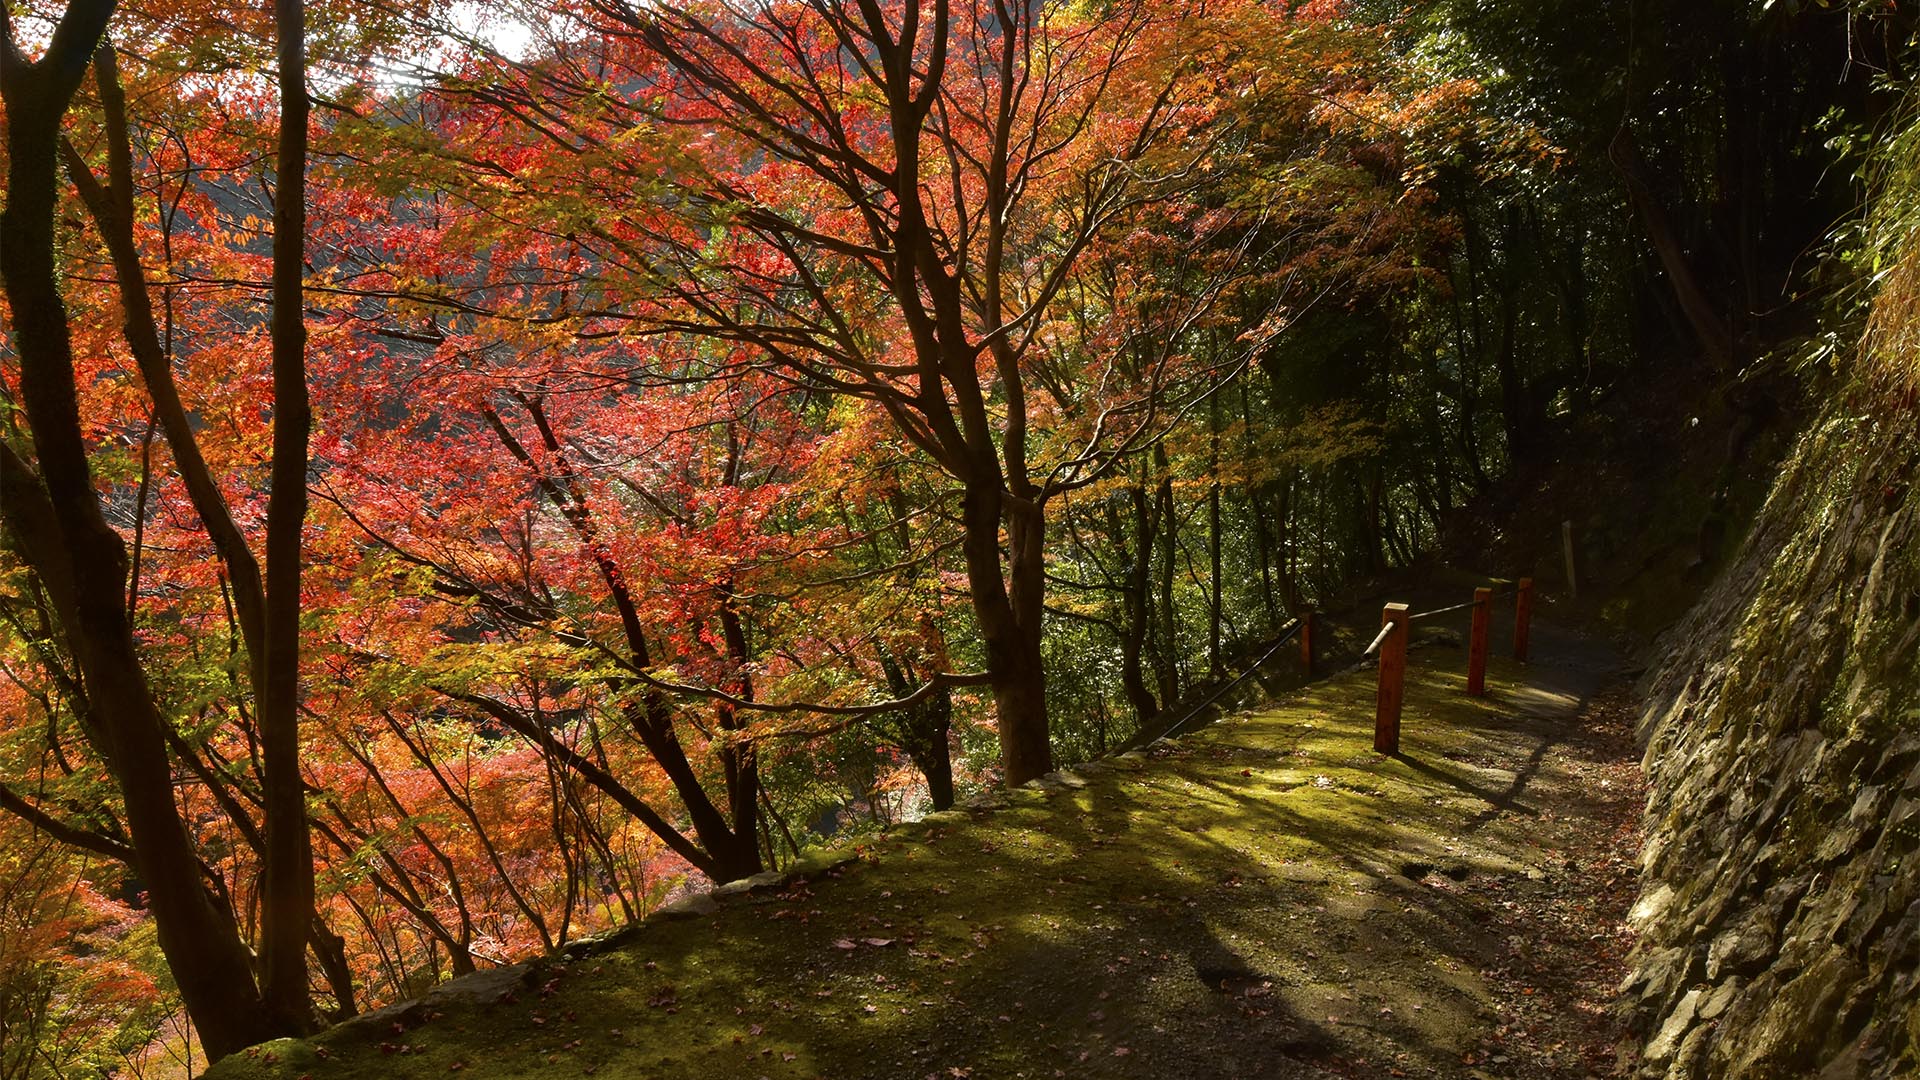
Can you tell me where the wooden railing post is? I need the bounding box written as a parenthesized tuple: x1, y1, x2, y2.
(1374, 603, 1409, 754)
(1467, 587, 1492, 696)
(1562, 521, 1578, 599)
(1513, 577, 1534, 662)
(1300, 605, 1316, 676)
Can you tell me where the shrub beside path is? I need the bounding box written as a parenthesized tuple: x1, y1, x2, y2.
(211, 623, 1643, 1080)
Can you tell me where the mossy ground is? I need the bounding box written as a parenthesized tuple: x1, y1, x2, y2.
(210, 626, 1639, 1080)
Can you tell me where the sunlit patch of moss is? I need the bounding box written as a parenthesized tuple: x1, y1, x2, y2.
(207, 649, 1613, 1080)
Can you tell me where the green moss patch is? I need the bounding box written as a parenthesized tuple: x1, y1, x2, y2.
(210, 646, 1632, 1080)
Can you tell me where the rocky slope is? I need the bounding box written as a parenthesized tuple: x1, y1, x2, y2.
(1624, 377, 1920, 1077)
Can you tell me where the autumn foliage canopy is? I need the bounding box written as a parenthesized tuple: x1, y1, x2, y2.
(0, 0, 1537, 1067)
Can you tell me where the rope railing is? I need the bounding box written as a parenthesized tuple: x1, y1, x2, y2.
(1406, 580, 1522, 623)
(1366, 579, 1528, 651)
(1362, 621, 1397, 657)
(1159, 617, 1304, 740)
(1368, 578, 1536, 753)
(1405, 597, 1480, 623)
(1149, 573, 1540, 759)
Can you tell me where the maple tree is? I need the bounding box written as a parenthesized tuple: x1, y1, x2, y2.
(0, 0, 433, 1056)
(346, 0, 1325, 787)
(313, 345, 836, 881)
(0, 0, 304, 1055)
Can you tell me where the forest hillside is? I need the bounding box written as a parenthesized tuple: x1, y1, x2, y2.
(1, 1, 1916, 1078)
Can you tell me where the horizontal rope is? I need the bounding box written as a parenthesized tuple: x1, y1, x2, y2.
(1406, 598, 1480, 622)
(1405, 582, 1522, 623)
(1158, 617, 1304, 740)
(1367, 581, 1525, 652)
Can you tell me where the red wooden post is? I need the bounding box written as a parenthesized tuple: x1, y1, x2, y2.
(1467, 587, 1492, 696)
(1513, 577, 1534, 662)
(1300, 605, 1316, 676)
(1374, 603, 1409, 754)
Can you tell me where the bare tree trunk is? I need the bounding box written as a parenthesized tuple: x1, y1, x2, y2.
(1151, 448, 1180, 708)
(312, 918, 357, 1021)
(961, 481, 1052, 785)
(921, 707, 955, 811)
(259, 0, 315, 1031)
(876, 634, 957, 812)
(1238, 386, 1283, 627)
(1118, 486, 1159, 725)
(1493, 206, 1535, 463)
(879, 644, 959, 813)
(1208, 394, 1224, 679)
(713, 596, 763, 882)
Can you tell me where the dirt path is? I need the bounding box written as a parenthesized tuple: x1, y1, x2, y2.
(211, 625, 1644, 1080)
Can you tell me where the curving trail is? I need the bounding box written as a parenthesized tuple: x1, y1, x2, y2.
(210, 621, 1643, 1080)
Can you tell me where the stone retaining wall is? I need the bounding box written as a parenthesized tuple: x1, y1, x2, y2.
(1625, 392, 1920, 1077)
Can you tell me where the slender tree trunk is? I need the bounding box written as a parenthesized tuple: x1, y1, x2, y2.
(714, 597, 763, 882)
(1446, 269, 1495, 492)
(712, 435, 763, 880)
(1493, 206, 1535, 463)
(628, 698, 758, 879)
(1279, 469, 1301, 610)
(1610, 129, 1736, 370)
(913, 618, 958, 811)
(1356, 467, 1387, 575)
(1207, 395, 1223, 679)
(1151, 447, 1179, 708)
(1249, 488, 1280, 626)
(1536, 206, 1592, 402)
(312, 918, 357, 1021)
(921, 702, 955, 811)
(1239, 386, 1283, 627)
(876, 649, 956, 811)
(1118, 487, 1159, 725)
(259, 0, 315, 1031)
